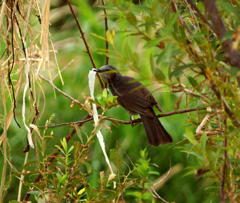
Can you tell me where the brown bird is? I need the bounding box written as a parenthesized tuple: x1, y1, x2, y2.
(94, 65, 172, 146)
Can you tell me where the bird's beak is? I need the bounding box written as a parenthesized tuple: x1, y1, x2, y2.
(94, 67, 108, 73)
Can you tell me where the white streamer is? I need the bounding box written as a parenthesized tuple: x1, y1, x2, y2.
(88, 70, 115, 179)
(22, 59, 34, 148)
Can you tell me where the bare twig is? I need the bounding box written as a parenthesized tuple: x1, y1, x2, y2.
(66, 0, 96, 68)
(39, 74, 84, 106)
(196, 114, 212, 135)
(66, 0, 104, 88)
(37, 117, 93, 129)
(101, 0, 109, 65)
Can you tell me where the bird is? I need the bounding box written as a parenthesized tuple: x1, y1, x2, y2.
(94, 65, 172, 146)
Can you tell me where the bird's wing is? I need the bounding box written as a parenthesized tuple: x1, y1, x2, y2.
(112, 75, 158, 116)
(117, 93, 155, 117)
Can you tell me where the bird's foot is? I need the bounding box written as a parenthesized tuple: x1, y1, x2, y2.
(129, 115, 137, 127)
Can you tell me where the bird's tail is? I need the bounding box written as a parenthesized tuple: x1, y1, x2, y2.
(140, 110, 172, 146)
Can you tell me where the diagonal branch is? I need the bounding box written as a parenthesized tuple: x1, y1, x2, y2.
(66, 0, 104, 88)
(39, 74, 84, 106)
(66, 0, 96, 68)
(101, 0, 109, 65)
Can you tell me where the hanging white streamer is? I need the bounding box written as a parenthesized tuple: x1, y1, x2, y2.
(88, 70, 115, 180)
(22, 60, 34, 148)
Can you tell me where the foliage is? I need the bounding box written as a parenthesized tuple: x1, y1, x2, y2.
(0, 0, 240, 202)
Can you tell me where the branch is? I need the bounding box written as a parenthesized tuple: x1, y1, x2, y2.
(37, 117, 93, 129)
(101, 0, 109, 65)
(66, 0, 96, 68)
(105, 107, 206, 125)
(39, 74, 84, 106)
(66, 0, 105, 88)
(37, 107, 206, 129)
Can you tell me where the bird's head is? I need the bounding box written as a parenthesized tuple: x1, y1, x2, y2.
(94, 65, 119, 81)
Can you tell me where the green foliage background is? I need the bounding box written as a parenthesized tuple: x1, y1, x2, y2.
(1, 0, 240, 202)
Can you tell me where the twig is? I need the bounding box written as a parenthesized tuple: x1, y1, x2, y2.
(37, 117, 93, 129)
(39, 74, 83, 106)
(196, 114, 212, 135)
(66, 0, 96, 68)
(66, 0, 104, 88)
(37, 107, 206, 129)
(101, 0, 109, 64)
(105, 106, 206, 124)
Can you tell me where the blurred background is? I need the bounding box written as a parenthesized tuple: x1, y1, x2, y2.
(2, 0, 235, 202)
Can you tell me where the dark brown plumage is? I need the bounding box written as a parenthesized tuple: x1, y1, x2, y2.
(94, 65, 172, 146)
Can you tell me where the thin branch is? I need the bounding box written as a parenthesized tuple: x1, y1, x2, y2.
(37, 107, 206, 129)
(66, 0, 104, 88)
(196, 114, 212, 135)
(101, 0, 109, 65)
(105, 107, 206, 125)
(37, 117, 93, 129)
(66, 0, 95, 68)
(39, 74, 84, 106)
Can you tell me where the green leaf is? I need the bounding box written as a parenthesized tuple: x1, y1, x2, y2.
(61, 138, 68, 152)
(188, 76, 198, 87)
(56, 173, 68, 184)
(126, 12, 137, 25)
(142, 192, 152, 200)
(222, 67, 240, 76)
(170, 64, 194, 78)
(144, 38, 161, 48)
(200, 134, 208, 157)
(78, 187, 86, 196)
(154, 68, 166, 81)
(184, 128, 198, 145)
(221, 31, 234, 42)
(55, 145, 65, 154)
(102, 88, 108, 99)
(126, 191, 142, 198)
